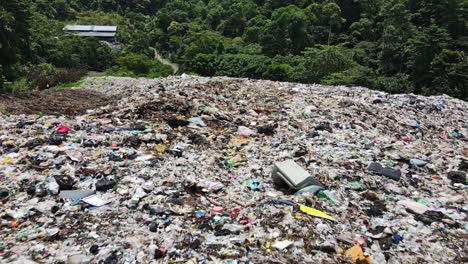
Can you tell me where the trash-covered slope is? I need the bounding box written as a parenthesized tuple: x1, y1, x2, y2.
(0, 76, 467, 263)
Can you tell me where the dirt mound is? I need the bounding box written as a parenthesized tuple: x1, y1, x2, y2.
(0, 89, 112, 115)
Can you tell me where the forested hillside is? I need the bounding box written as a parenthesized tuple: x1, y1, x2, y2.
(1, 0, 466, 99)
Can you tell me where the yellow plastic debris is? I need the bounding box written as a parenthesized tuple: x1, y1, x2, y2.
(345, 244, 371, 264)
(154, 145, 166, 153)
(299, 204, 334, 221)
(229, 136, 249, 147)
(1, 157, 13, 165)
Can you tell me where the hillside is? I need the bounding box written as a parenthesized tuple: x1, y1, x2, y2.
(1, 0, 466, 99)
(0, 76, 466, 263)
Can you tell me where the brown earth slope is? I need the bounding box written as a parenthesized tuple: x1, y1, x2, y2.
(0, 89, 112, 115)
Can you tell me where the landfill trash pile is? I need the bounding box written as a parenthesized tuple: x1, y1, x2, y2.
(0, 75, 467, 263)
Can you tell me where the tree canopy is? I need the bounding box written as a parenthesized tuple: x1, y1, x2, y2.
(0, 0, 466, 99)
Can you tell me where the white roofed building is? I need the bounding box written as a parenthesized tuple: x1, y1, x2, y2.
(63, 25, 118, 43)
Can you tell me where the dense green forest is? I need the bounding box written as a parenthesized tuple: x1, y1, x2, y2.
(1, 0, 467, 99)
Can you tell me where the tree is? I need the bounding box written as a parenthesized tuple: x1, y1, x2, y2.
(262, 5, 310, 55)
(302, 45, 355, 83)
(184, 30, 225, 59)
(1, 0, 466, 99)
(429, 49, 467, 99)
(408, 0, 465, 38)
(215, 53, 271, 78)
(46, 37, 114, 71)
(0, 0, 32, 81)
(349, 18, 372, 44)
(306, 2, 345, 45)
(262, 63, 293, 81)
(373, 73, 414, 94)
(116, 53, 154, 74)
(378, 0, 412, 75)
(405, 24, 450, 93)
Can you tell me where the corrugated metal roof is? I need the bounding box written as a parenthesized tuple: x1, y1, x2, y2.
(63, 25, 117, 32)
(76, 32, 116, 38)
(92, 26, 117, 32)
(64, 25, 93, 31)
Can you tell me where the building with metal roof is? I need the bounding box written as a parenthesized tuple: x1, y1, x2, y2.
(63, 25, 118, 43)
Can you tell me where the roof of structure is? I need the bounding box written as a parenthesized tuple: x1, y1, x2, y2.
(63, 25, 117, 32)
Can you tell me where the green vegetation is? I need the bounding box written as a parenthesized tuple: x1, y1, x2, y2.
(2, 79, 32, 95)
(106, 53, 174, 78)
(53, 80, 84, 90)
(0, 0, 466, 99)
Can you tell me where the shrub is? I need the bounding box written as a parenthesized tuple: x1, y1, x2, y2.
(48, 37, 114, 72)
(322, 65, 375, 87)
(107, 53, 173, 78)
(26, 64, 87, 90)
(3, 78, 32, 95)
(0, 72, 6, 93)
(147, 64, 174, 78)
(372, 73, 414, 94)
(302, 45, 355, 83)
(187, 53, 217, 76)
(53, 68, 87, 85)
(214, 54, 271, 79)
(262, 63, 293, 81)
(116, 53, 155, 74)
(27, 63, 58, 90)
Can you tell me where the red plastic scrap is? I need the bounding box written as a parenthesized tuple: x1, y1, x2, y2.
(195, 216, 213, 223)
(239, 216, 254, 225)
(229, 208, 240, 219)
(55, 125, 72, 133)
(399, 137, 412, 143)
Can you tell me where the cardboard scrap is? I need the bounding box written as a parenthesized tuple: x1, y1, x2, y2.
(345, 244, 371, 264)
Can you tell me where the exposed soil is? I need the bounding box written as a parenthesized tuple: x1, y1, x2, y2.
(0, 89, 112, 115)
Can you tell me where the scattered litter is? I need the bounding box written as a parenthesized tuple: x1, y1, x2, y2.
(188, 117, 207, 127)
(55, 125, 72, 134)
(397, 200, 430, 214)
(272, 240, 294, 250)
(299, 204, 334, 221)
(345, 244, 371, 264)
(272, 159, 323, 190)
(368, 163, 401, 181)
(59, 190, 95, 201)
(248, 179, 261, 191)
(82, 195, 111, 207)
(0, 76, 466, 263)
(410, 159, 428, 167)
(294, 185, 323, 195)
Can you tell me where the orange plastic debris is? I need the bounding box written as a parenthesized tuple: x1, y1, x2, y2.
(10, 219, 20, 228)
(345, 244, 371, 264)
